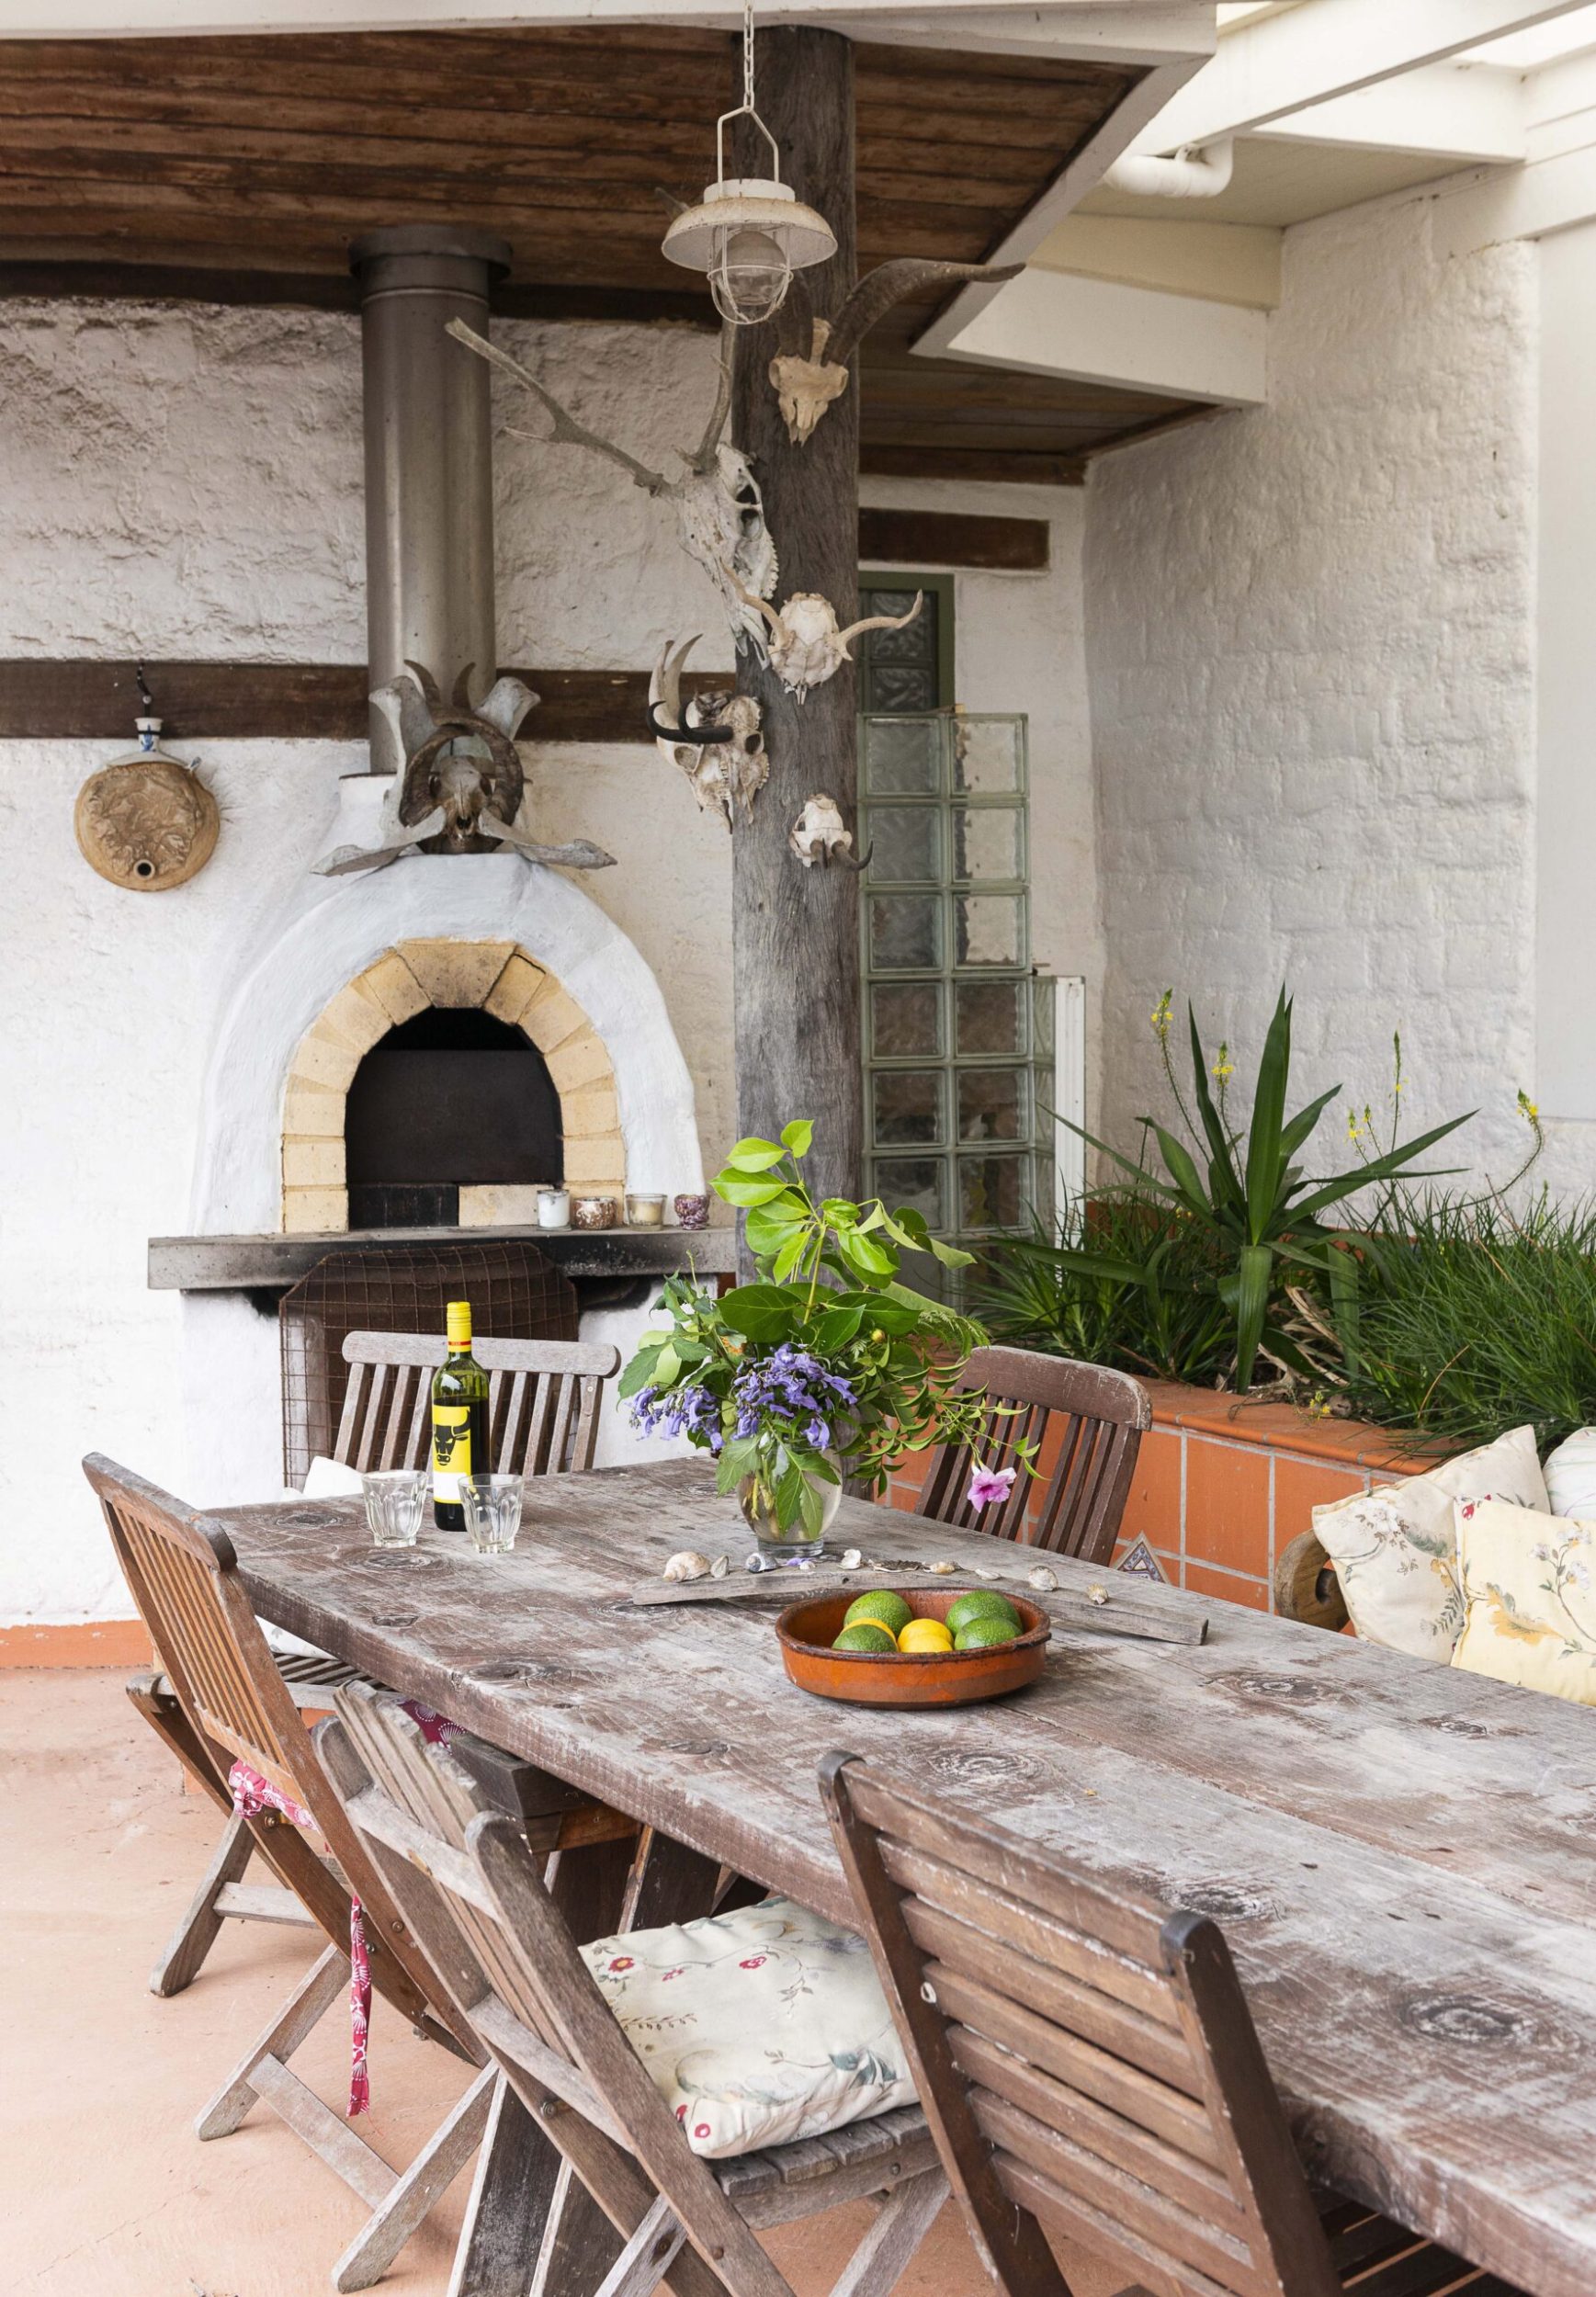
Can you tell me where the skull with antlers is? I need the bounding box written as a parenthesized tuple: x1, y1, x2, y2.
(448, 320, 778, 658)
(649, 635, 767, 828)
(733, 584, 924, 701)
(769, 258, 1022, 446)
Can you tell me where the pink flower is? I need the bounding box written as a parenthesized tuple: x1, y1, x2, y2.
(609, 1955, 634, 1972)
(739, 1955, 766, 1969)
(662, 1967, 684, 1983)
(968, 1465, 1017, 1511)
(695, 2122, 711, 2139)
(676, 2105, 687, 2122)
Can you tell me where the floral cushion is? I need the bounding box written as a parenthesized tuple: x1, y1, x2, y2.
(1452, 1499, 1596, 1706)
(1312, 1425, 1547, 1659)
(579, 1895, 915, 2158)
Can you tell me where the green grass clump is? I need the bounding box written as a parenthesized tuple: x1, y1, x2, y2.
(1347, 1194, 1596, 1454)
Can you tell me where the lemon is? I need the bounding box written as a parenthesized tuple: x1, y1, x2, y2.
(945, 1590, 1021, 1637)
(843, 1589, 913, 1637)
(833, 1620, 898, 1654)
(898, 1618, 955, 1655)
(954, 1615, 1018, 1652)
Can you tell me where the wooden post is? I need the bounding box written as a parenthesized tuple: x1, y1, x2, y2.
(731, 28, 861, 1242)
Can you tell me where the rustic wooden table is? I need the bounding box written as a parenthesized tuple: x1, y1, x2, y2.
(220, 1458, 1596, 2297)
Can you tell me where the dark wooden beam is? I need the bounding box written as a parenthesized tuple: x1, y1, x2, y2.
(861, 445, 1084, 486)
(0, 660, 731, 744)
(731, 28, 862, 1227)
(858, 507, 1047, 571)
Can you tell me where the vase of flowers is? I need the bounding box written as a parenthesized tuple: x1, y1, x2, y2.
(622, 1119, 1031, 1558)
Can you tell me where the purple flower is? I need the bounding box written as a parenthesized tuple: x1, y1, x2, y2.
(968, 1465, 1016, 1511)
(630, 1383, 724, 1454)
(729, 1345, 855, 1456)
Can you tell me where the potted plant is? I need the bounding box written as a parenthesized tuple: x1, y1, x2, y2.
(622, 1120, 1027, 1556)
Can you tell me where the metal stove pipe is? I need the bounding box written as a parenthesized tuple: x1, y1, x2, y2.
(350, 225, 511, 775)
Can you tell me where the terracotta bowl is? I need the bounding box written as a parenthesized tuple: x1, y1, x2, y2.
(775, 1587, 1051, 1709)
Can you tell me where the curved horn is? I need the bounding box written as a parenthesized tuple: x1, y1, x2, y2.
(647, 702, 737, 747)
(824, 258, 1024, 371)
(730, 573, 783, 634)
(447, 318, 672, 496)
(835, 590, 924, 654)
(650, 634, 699, 729)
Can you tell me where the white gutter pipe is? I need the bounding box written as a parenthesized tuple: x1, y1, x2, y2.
(1101, 137, 1235, 199)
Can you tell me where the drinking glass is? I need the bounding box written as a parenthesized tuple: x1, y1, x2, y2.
(361, 1468, 426, 1548)
(462, 1473, 525, 1555)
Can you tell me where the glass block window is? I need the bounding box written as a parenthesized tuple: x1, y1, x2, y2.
(860, 703, 1054, 1298)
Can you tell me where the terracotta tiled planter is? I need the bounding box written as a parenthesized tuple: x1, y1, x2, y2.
(890, 1378, 1443, 1616)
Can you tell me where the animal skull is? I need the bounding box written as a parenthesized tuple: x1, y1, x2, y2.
(673, 447, 780, 658)
(649, 636, 768, 828)
(735, 585, 924, 700)
(769, 321, 850, 448)
(790, 795, 867, 871)
(312, 662, 616, 877)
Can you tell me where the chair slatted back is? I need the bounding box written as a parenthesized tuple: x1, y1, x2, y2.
(334, 1333, 620, 1478)
(84, 1452, 476, 2052)
(821, 1754, 1340, 2297)
(324, 1683, 797, 2297)
(917, 1347, 1149, 1564)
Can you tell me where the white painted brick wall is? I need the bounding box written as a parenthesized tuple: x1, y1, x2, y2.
(1086, 190, 1571, 1194)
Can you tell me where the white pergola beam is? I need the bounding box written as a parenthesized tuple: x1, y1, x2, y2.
(1251, 62, 1525, 164)
(938, 266, 1268, 407)
(1129, 0, 1594, 156)
(0, 0, 1214, 46)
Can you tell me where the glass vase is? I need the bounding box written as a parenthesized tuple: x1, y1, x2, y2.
(738, 1452, 844, 1562)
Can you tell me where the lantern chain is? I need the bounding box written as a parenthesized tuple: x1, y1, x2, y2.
(742, 0, 756, 117)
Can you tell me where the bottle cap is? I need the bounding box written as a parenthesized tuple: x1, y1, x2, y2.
(446, 1299, 473, 1350)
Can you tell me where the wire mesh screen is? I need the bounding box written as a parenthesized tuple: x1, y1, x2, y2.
(279, 1240, 580, 1486)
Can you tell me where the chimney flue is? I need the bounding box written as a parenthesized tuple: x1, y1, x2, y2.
(351, 226, 511, 776)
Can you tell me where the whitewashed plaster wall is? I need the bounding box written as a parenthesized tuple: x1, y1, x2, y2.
(1085, 187, 1553, 1196)
(0, 296, 1086, 1624)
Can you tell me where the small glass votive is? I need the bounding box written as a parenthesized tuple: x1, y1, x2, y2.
(538, 1187, 571, 1228)
(673, 1193, 710, 1230)
(572, 1194, 617, 1230)
(361, 1468, 427, 1549)
(626, 1192, 665, 1228)
(462, 1473, 524, 1556)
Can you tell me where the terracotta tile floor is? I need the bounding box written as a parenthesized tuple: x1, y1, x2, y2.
(3, 1670, 1122, 2297)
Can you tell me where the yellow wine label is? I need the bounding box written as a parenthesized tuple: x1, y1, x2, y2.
(431, 1405, 472, 1501)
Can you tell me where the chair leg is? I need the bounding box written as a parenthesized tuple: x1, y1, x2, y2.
(333, 2065, 496, 2293)
(593, 2196, 687, 2297)
(150, 1810, 256, 1997)
(197, 1941, 351, 2140)
(827, 2169, 949, 2297)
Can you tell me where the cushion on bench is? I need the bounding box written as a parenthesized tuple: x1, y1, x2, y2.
(580, 1894, 916, 2158)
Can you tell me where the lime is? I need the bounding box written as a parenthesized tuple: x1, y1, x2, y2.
(945, 1590, 1021, 1637)
(898, 1618, 955, 1655)
(833, 1621, 898, 1654)
(843, 1589, 913, 1637)
(954, 1615, 1019, 1652)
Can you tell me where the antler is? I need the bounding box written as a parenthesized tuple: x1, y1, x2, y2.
(447, 319, 672, 496)
(824, 259, 1024, 371)
(836, 591, 924, 651)
(648, 634, 737, 745)
(688, 322, 737, 475)
(730, 574, 784, 637)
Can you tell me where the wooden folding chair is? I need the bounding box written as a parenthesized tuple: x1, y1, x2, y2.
(135, 1330, 621, 1998)
(820, 1751, 1526, 2297)
(917, 1345, 1149, 1563)
(85, 1454, 497, 2293)
(323, 1681, 950, 2297)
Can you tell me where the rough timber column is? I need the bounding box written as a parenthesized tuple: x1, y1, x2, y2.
(731, 28, 861, 1227)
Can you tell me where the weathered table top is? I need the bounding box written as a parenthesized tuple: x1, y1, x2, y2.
(221, 1458, 1596, 2297)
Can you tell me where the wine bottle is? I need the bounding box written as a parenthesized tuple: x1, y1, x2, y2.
(432, 1299, 489, 1530)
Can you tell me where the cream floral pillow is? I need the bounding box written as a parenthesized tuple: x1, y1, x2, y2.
(580, 1895, 915, 2157)
(1312, 1425, 1547, 1659)
(1452, 1499, 1596, 1706)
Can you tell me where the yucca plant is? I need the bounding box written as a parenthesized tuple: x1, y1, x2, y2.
(1059, 989, 1474, 1391)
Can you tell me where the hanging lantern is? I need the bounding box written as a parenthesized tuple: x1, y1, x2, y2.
(662, 1, 836, 327)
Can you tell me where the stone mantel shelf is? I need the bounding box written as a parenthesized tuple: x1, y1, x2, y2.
(148, 1225, 737, 1294)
